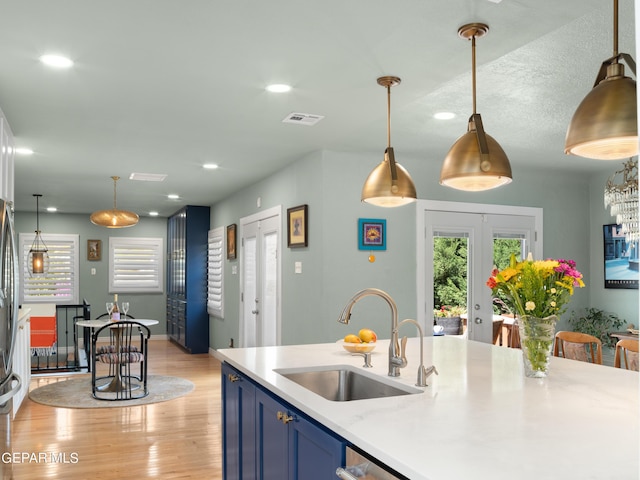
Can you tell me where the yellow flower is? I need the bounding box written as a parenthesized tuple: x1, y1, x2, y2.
(525, 301, 536, 311)
(550, 301, 556, 307)
(499, 268, 518, 282)
(550, 288, 556, 294)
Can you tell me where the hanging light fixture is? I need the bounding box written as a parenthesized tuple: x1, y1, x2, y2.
(361, 76, 417, 207)
(565, 0, 637, 160)
(28, 194, 49, 276)
(90, 176, 139, 228)
(604, 158, 638, 241)
(440, 23, 512, 191)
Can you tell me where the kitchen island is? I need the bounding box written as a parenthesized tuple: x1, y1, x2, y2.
(214, 336, 639, 479)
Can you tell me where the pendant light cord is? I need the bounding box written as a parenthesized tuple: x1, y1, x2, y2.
(386, 84, 392, 148)
(613, 0, 618, 58)
(471, 34, 477, 115)
(112, 176, 120, 209)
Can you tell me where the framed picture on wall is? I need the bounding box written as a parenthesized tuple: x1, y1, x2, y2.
(227, 224, 237, 260)
(87, 239, 101, 261)
(603, 224, 638, 289)
(287, 204, 308, 248)
(358, 218, 386, 251)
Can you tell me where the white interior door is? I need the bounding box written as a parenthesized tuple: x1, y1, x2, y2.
(239, 207, 281, 347)
(417, 201, 542, 343)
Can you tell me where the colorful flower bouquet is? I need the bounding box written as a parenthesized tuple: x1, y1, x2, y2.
(486, 254, 585, 318)
(487, 254, 585, 377)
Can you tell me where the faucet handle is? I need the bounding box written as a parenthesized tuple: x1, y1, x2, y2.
(353, 352, 373, 368)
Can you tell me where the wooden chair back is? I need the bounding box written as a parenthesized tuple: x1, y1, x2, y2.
(614, 339, 639, 371)
(553, 331, 602, 365)
(492, 320, 504, 345)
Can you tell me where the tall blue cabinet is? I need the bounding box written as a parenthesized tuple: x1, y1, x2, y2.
(166, 205, 210, 354)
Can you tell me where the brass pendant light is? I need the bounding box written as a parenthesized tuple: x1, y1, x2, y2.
(28, 194, 49, 276)
(565, 0, 637, 160)
(90, 176, 139, 228)
(440, 23, 512, 191)
(361, 76, 417, 207)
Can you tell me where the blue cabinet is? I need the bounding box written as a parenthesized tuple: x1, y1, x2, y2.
(166, 205, 210, 353)
(222, 363, 256, 480)
(222, 363, 346, 480)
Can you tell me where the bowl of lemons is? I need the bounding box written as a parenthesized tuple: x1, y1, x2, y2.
(339, 329, 377, 353)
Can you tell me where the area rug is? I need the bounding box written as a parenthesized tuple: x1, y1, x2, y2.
(28, 375, 195, 408)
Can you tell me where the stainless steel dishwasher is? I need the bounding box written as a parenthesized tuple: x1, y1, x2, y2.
(336, 446, 408, 480)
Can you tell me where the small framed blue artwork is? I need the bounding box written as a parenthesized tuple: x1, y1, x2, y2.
(358, 218, 386, 251)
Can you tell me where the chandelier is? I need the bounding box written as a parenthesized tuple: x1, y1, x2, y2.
(604, 158, 638, 241)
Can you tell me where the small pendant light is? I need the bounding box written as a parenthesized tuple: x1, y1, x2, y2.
(28, 194, 49, 276)
(361, 76, 417, 207)
(440, 23, 512, 191)
(90, 176, 139, 228)
(565, 0, 637, 160)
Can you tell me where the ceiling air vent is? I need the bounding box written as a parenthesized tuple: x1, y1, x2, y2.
(129, 173, 167, 182)
(282, 112, 324, 126)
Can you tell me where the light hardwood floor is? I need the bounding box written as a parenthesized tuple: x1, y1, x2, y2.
(11, 340, 223, 479)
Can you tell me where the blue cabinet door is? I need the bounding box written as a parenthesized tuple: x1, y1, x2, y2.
(256, 389, 289, 479)
(222, 363, 256, 480)
(289, 416, 345, 480)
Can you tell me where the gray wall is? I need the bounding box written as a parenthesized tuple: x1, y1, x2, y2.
(14, 212, 167, 336)
(209, 149, 638, 349)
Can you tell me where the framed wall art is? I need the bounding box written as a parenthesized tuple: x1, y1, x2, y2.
(603, 223, 638, 289)
(287, 204, 308, 248)
(227, 224, 237, 260)
(87, 239, 101, 261)
(358, 218, 386, 251)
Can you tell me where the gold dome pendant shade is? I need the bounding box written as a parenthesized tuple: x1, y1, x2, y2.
(362, 76, 417, 207)
(440, 23, 512, 191)
(90, 176, 139, 228)
(565, 0, 637, 160)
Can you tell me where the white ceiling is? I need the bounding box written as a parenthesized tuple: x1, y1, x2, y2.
(0, 0, 636, 216)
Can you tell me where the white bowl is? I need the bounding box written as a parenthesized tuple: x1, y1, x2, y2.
(337, 339, 376, 354)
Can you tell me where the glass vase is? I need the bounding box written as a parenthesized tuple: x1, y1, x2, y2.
(516, 315, 558, 378)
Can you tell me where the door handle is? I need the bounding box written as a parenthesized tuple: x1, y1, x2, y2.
(277, 411, 294, 424)
(251, 309, 259, 315)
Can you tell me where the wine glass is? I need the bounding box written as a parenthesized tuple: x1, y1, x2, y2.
(122, 302, 129, 320)
(106, 302, 114, 319)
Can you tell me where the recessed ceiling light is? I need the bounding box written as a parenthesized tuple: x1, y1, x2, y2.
(434, 112, 456, 120)
(46, 207, 57, 212)
(167, 194, 180, 200)
(266, 84, 292, 93)
(39, 54, 73, 68)
(149, 211, 159, 217)
(203, 163, 219, 170)
(15, 147, 34, 155)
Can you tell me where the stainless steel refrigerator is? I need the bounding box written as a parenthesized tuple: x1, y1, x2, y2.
(0, 199, 21, 479)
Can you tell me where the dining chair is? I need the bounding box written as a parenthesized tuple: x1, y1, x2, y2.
(553, 331, 602, 365)
(614, 339, 639, 371)
(492, 319, 504, 345)
(91, 320, 150, 400)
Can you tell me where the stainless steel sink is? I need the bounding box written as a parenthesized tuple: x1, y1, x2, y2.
(274, 365, 423, 401)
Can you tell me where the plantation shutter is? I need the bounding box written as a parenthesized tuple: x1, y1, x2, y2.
(207, 227, 224, 317)
(109, 237, 164, 293)
(19, 233, 79, 304)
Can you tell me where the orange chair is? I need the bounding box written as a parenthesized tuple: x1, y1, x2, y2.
(614, 339, 639, 371)
(553, 331, 602, 365)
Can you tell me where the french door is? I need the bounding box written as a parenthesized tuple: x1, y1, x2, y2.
(417, 201, 542, 343)
(239, 206, 281, 348)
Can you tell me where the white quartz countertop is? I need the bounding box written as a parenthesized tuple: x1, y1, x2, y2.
(214, 337, 639, 480)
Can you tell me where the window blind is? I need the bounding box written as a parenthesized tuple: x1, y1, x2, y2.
(109, 237, 163, 293)
(207, 227, 224, 317)
(19, 233, 79, 304)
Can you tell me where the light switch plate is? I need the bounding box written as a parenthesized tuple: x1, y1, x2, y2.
(294, 261, 302, 274)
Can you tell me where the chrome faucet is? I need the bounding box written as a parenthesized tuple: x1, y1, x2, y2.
(337, 288, 407, 377)
(395, 319, 438, 387)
